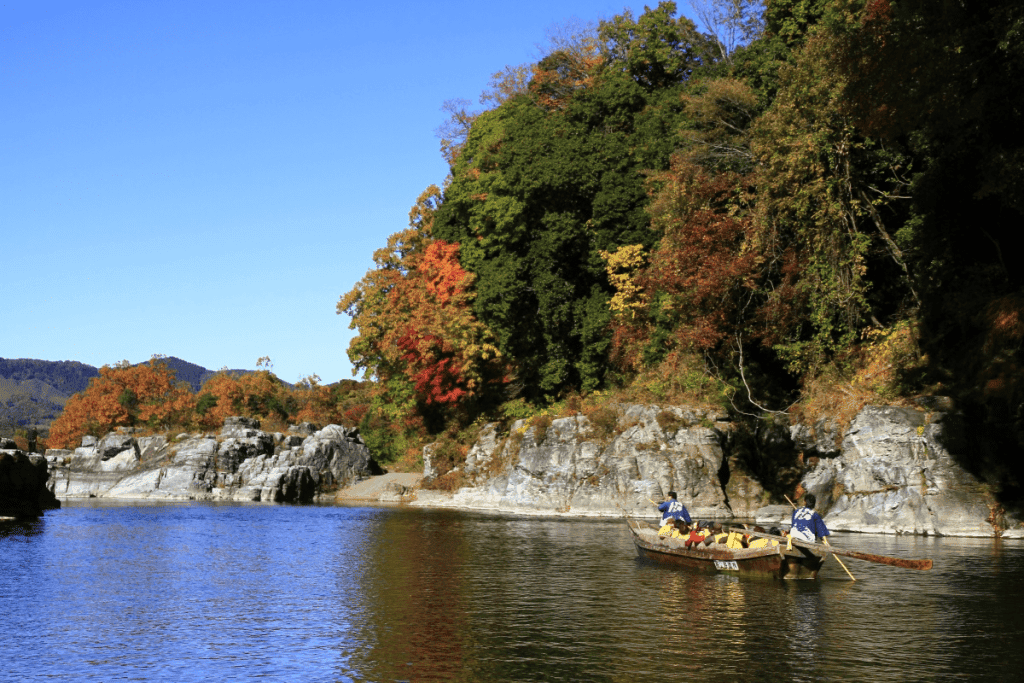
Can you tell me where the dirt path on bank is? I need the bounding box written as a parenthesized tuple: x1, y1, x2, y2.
(334, 472, 422, 501)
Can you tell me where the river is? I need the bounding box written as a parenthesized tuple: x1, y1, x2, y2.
(2, 502, 1022, 682)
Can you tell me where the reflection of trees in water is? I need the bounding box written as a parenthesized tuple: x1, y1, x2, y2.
(351, 510, 472, 681)
(336, 515, 1024, 682)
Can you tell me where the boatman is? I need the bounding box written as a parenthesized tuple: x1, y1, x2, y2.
(790, 493, 830, 543)
(656, 491, 691, 528)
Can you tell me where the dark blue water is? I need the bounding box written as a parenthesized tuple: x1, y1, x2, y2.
(3, 502, 1023, 682)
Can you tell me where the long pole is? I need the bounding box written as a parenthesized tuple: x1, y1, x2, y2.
(785, 494, 856, 581)
(726, 526, 932, 570)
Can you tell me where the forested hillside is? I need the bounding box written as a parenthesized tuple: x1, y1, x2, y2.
(0, 359, 99, 437)
(0, 358, 99, 396)
(32, 1, 1023, 499)
(339, 0, 1024, 494)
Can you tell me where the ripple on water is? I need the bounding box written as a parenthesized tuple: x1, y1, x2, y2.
(3, 506, 1024, 682)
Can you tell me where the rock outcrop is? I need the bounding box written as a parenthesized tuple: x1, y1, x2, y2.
(418, 404, 732, 518)
(800, 406, 1004, 536)
(46, 417, 375, 504)
(414, 402, 1022, 537)
(1, 439, 61, 518)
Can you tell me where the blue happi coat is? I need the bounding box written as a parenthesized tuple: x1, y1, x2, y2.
(658, 499, 691, 525)
(790, 506, 830, 542)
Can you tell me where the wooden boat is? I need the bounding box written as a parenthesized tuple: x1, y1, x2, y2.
(628, 519, 824, 579)
(627, 519, 933, 579)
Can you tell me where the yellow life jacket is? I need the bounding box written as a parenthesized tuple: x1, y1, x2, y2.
(726, 531, 746, 549)
(659, 523, 685, 539)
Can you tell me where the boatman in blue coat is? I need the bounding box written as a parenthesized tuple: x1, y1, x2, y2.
(656, 491, 691, 527)
(790, 493, 830, 543)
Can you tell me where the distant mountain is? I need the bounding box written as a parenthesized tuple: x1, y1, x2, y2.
(0, 359, 96, 435)
(0, 356, 250, 435)
(160, 356, 212, 392)
(0, 358, 98, 396)
(158, 356, 253, 393)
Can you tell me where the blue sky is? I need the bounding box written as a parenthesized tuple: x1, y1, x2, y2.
(3, 0, 697, 384)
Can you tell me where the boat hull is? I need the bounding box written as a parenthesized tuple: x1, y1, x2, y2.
(628, 520, 824, 580)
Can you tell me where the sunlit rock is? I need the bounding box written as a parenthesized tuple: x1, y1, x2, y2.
(802, 406, 1014, 536)
(44, 417, 374, 505)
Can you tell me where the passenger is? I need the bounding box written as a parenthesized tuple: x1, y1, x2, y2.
(708, 522, 728, 546)
(658, 518, 690, 539)
(747, 526, 779, 549)
(686, 521, 712, 548)
(725, 523, 748, 549)
(656, 491, 692, 528)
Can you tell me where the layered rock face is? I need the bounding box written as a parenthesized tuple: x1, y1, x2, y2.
(46, 417, 375, 504)
(0, 438, 61, 518)
(800, 406, 1001, 536)
(418, 402, 1020, 537)
(420, 404, 733, 518)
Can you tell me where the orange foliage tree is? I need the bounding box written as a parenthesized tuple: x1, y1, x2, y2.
(48, 359, 196, 448)
(395, 240, 506, 408)
(193, 370, 295, 430)
(339, 187, 505, 416)
(338, 186, 507, 461)
(291, 377, 371, 428)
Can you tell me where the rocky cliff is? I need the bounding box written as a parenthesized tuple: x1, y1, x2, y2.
(416, 404, 737, 519)
(412, 402, 1023, 538)
(800, 406, 1000, 536)
(1, 438, 60, 518)
(44, 417, 376, 504)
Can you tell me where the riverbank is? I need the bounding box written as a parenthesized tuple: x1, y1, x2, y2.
(41, 417, 376, 506)
(409, 402, 1024, 539)
(21, 404, 1024, 538)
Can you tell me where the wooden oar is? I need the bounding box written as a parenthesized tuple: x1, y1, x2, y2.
(821, 547, 933, 571)
(784, 494, 856, 581)
(728, 526, 933, 571)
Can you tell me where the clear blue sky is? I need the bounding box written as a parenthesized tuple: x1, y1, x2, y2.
(3, 0, 697, 384)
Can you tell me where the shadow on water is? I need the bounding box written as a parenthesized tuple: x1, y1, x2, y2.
(0, 517, 45, 538)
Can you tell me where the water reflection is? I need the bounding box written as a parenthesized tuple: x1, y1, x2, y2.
(3, 505, 1024, 682)
(346, 510, 474, 681)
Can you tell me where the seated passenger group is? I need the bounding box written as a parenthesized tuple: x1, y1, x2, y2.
(654, 493, 797, 550)
(655, 516, 785, 550)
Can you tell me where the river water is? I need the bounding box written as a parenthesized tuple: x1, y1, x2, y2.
(2, 502, 1022, 682)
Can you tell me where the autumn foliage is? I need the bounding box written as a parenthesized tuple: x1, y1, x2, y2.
(607, 161, 759, 371)
(46, 359, 376, 451)
(339, 188, 506, 416)
(48, 359, 196, 448)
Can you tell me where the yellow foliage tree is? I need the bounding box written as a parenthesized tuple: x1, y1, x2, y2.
(600, 244, 646, 317)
